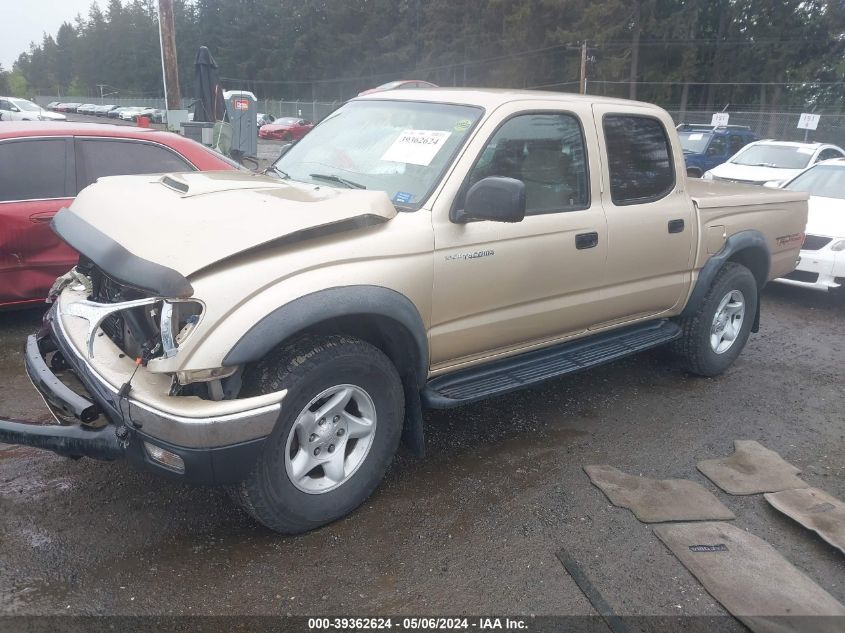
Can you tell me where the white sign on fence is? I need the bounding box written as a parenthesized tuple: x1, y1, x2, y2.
(711, 112, 730, 126)
(797, 113, 820, 131)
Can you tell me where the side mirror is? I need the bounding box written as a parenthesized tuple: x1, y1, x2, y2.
(451, 176, 526, 224)
(763, 180, 782, 188)
(10, 106, 19, 112)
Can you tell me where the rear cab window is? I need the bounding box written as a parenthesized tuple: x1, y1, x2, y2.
(602, 115, 675, 205)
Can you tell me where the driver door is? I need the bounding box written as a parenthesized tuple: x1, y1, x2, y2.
(429, 102, 608, 370)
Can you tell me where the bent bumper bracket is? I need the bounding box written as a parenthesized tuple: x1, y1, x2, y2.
(0, 417, 125, 460)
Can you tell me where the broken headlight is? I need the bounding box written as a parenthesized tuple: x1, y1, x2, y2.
(160, 300, 204, 359)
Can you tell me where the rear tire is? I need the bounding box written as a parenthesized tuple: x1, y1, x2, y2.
(672, 262, 758, 377)
(229, 335, 404, 533)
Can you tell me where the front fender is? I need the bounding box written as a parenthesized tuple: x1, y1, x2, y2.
(221, 285, 429, 386)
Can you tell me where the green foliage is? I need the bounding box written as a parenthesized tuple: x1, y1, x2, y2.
(7, 68, 29, 97)
(10, 0, 845, 109)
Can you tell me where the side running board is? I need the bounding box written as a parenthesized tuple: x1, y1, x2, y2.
(422, 319, 681, 408)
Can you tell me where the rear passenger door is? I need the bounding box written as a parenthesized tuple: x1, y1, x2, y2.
(590, 105, 695, 325)
(0, 137, 77, 304)
(74, 137, 196, 190)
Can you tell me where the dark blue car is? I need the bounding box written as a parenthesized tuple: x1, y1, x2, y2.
(677, 124, 757, 178)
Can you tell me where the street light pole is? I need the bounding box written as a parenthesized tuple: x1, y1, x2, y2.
(579, 41, 588, 94)
(157, 0, 181, 110)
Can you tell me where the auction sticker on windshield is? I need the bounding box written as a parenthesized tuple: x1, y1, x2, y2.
(381, 129, 452, 166)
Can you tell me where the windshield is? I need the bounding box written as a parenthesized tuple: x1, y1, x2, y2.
(274, 117, 299, 125)
(731, 144, 813, 169)
(272, 99, 483, 207)
(784, 164, 845, 199)
(11, 98, 42, 112)
(678, 131, 712, 153)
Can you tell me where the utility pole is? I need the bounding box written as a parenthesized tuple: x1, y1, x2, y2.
(157, 0, 181, 110)
(579, 41, 588, 94)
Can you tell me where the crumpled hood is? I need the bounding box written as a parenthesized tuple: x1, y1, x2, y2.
(65, 171, 397, 278)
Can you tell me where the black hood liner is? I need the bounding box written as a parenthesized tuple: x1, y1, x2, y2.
(51, 208, 194, 298)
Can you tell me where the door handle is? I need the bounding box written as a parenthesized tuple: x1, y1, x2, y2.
(668, 219, 685, 233)
(29, 211, 56, 224)
(575, 232, 599, 249)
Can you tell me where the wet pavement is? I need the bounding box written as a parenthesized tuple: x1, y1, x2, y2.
(1, 282, 843, 619)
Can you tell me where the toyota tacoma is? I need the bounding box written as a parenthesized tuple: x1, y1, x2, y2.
(0, 89, 808, 533)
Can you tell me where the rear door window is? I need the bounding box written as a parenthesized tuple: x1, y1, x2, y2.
(602, 115, 674, 205)
(0, 139, 69, 201)
(75, 138, 195, 190)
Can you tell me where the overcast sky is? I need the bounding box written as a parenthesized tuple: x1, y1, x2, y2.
(1, 0, 99, 69)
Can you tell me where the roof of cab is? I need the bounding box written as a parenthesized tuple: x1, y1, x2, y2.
(354, 87, 664, 111)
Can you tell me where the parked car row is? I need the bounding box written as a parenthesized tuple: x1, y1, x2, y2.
(46, 102, 165, 123)
(678, 122, 845, 186)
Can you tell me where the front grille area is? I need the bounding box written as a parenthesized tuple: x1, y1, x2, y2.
(784, 269, 819, 283)
(82, 262, 162, 359)
(802, 234, 833, 251)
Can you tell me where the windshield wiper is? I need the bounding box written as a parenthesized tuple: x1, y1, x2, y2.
(265, 165, 290, 179)
(309, 173, 366, 189)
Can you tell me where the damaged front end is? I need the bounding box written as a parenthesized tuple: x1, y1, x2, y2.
(0, 262, 285, 484)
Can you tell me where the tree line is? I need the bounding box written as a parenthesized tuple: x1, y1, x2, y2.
(4, 0, 845, 112)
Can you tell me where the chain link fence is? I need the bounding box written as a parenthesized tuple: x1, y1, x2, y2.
(35, 94, 845, 147)
(665, 109, 845, 147)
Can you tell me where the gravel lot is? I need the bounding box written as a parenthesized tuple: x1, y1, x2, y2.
(1, 283, 843, 621)
(0, 113, 843, 622)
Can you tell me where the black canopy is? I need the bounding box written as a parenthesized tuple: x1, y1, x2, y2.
(192, 46, 226, 122)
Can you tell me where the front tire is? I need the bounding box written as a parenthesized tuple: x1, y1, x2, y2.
(672, 262, 758, 377)
(230, 335, 404, 533)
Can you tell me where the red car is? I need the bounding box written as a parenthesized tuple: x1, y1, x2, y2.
(357, 80, 438, 96)
(258, 117, 314, 141)
(0, 122, 238, 309)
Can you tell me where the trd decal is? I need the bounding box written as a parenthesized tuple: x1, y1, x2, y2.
(775, 233, 803, 247)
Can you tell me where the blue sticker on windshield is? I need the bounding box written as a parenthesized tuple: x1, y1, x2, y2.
(393, 191, 413, 203)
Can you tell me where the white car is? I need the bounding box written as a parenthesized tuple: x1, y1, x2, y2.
(0, 96, 65, 121)
(702, 140, 845, 186)
(775, 158, 845, 293)
(120, 107, 155, 122)
(119, 107, 145, 121)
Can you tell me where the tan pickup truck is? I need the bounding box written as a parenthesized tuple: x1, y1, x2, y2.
(0, 89, 808, 533)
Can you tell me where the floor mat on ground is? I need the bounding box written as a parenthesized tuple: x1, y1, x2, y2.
(697, 440, 808, 495)
(765, 487, 845, 555)
(584, 465, 735, 523)
(654, 522, 845, 633)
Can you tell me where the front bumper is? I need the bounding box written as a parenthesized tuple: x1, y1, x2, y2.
(0, 306, 281, 484)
